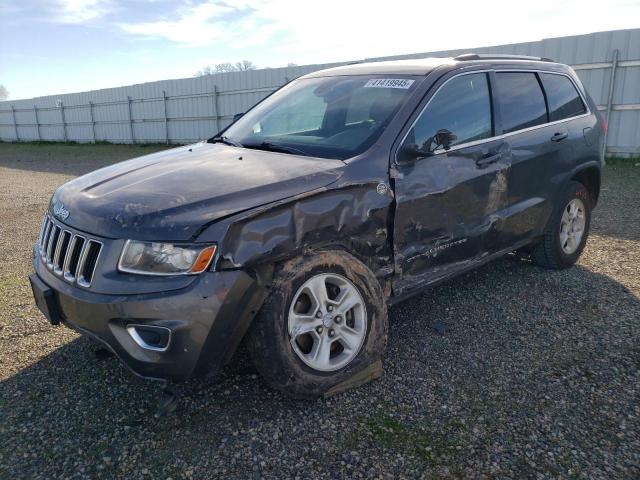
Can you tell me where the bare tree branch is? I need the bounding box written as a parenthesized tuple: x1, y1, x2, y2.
(195, 61, 257, 76)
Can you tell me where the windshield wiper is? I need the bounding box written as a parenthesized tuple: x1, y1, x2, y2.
(242, 141, 309, 157)
(209, 135, 243, 148)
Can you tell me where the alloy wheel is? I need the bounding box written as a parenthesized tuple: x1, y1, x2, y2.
(559, 198, 586, 254)
(287, 273, 367, 372)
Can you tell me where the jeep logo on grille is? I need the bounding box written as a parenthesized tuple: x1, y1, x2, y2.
(53, 202, 69, 221)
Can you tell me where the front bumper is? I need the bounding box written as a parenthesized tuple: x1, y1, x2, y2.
(31, 257, 265, 382)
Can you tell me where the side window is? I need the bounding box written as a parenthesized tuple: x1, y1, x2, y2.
(539, 73, 587, 121)
(495, 72, 547, 134)
(405, 73, 492, 152)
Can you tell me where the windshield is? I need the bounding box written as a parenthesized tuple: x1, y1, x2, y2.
(221, 75, 420, 160)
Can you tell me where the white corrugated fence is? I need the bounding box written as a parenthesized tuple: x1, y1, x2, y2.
(1, 29, 639, 157)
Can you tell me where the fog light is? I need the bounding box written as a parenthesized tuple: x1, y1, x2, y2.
(126, 324, 171, 352)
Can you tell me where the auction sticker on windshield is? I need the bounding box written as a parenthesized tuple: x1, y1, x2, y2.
(364, 78, 415, 89)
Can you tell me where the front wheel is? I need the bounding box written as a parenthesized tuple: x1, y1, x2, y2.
(246, 250, 388, 398)
(533, 181, 592, 269)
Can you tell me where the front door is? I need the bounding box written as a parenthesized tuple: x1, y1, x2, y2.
(392, 71, 511, 296)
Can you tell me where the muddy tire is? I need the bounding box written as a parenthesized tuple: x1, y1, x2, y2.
(246, 250, 388, 398)
(533, 181, 591, 270)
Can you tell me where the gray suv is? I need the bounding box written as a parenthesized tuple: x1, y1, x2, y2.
(30, 54, 604, 398)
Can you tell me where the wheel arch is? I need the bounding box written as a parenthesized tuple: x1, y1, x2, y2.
(570, 164, 601, 206)
(198, 184, 394, 367)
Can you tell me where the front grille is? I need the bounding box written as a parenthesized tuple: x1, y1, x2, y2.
(38, 215, 103, 288)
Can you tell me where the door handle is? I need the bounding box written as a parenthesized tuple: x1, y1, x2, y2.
(476, 152, 502, 168)
(551, 132, 568, 142)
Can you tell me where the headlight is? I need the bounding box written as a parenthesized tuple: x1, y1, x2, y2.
(118, 240, 216, 276)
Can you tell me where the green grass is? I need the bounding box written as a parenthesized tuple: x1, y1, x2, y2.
(364, 414, 467, 465)
(0, 142, 175, 167)
(605, 156, 640, 166)
(0, 139, 179, 147)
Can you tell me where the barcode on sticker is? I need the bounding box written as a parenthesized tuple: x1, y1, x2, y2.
(364, 78, 415, 89)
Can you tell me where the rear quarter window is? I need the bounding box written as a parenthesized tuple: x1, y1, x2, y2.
(539, 73, 587, 121)
(495, 72, 547, 134)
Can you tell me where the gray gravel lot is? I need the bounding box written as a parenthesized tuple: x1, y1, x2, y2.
(0, 143, 639, 479)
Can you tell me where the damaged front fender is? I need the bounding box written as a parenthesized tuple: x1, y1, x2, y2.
(199, 183, 395, 284)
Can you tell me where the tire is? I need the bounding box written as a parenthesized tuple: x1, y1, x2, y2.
(533, 181, 592, 269)
(246, 250, 388, 398)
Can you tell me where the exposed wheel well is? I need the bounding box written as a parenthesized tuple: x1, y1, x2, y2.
(571, 167, 601, 206)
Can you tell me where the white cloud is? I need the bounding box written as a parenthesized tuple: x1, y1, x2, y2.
(54, 0, 112, 23)
(115, 0, 640, 67)
(118, 2, 235, 46)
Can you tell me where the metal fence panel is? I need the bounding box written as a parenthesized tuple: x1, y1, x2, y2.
(1, 29, 639, 156)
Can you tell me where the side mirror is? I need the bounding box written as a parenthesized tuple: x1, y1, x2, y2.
(398, 128, 458, 162)
(433, 129, 457, 151)
(232, 113, 244, 122)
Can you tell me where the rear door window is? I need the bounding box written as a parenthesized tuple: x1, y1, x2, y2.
(539, 73, 587, 121)
(495, 72, 547, 134)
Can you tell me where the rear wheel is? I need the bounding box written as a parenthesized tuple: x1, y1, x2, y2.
(246, 250, 387, 398)
(533, 181, 591, 269)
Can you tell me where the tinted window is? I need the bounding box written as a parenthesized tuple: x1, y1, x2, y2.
(406, 73, 492, 152)
(539, 73, 586, 121)
(496, 72, 547, 133)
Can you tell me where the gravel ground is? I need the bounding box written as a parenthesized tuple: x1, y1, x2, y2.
(0, 143, 638, 479)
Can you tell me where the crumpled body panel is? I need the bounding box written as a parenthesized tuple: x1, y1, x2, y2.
(212, 184, 394, 280)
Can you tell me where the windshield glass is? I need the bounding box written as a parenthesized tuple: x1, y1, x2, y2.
(221, 75, 420, 160)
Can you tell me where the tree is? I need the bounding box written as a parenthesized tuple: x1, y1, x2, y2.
(195, 60, 257, 76)
(215, 63, 236, 73)
(234, 60, 256, 71)
(195, 66, 215, 76)
(0, 85, 8, 101)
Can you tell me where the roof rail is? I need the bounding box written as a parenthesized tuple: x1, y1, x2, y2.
(454, 53, 554, 62)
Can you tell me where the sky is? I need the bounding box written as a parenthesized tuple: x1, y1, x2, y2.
(1, 0, 639, 100)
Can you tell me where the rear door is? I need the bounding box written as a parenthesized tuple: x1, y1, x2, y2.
(391, 71, 511, 296)
(537, 71, 591, 192)
(491, 70, 587, 248)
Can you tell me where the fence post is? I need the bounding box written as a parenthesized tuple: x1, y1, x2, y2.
(127, 96, 135, 144)
(162, 90, 169, 144)
(213, 85, 220, 134)
(89, 101, 96, 143)
(33, 105, 41, 141)
(11, 105, 19, 142)
(602, 49, 619, 162)
(60, 101, 68, 142)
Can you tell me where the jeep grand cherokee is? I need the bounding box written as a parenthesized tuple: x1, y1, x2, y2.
(30, 54, 604, 397)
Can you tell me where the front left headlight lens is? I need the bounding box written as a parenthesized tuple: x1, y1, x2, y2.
(118, 240, 216, 276)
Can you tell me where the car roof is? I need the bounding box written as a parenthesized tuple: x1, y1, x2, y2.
(302, 56, 567, 78)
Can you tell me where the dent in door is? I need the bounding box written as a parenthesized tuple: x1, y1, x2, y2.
(392, 144, 511, 293)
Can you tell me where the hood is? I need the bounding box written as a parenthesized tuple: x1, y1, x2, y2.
(51, 143, 344, 241)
